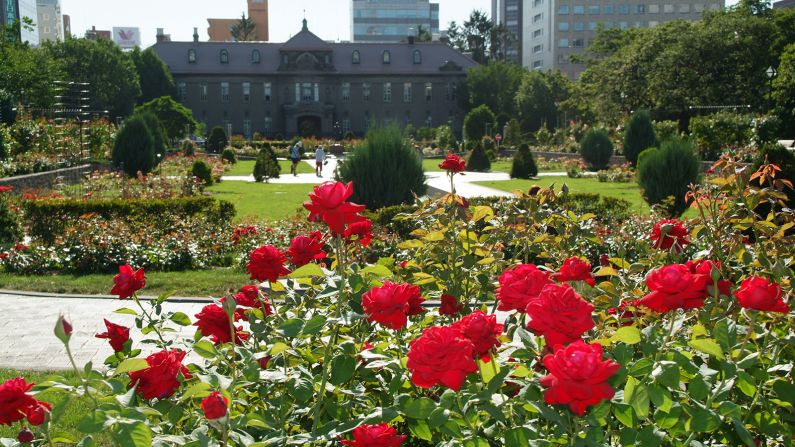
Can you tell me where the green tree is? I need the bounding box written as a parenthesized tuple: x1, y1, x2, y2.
(503, 118, 523, 147)
(131, 47, 176, 105)
(623, 110, 659, 166)
(466, 139, 491, 172)
(579, 128, 614, 170)
(138, 111, 168, 160)
(0, 38, 62, 110)
(510, 143, 538, 179)
(773, 43, 795, 138)
(0, 90, 16, 126)
(135, 96, 196, 142)
(207, 126, 228, 154)
(191, 160, 214, 186)
(231, 14, 258, 41)
(637, 137, 701, 217)
(463, 105, 496, 143)
(112, 114, 155, 177)
(515, 71, 556, 133)
(416, 25, 432, 43)
(253, 146, 281, 183)
(465, 61, 524, 115)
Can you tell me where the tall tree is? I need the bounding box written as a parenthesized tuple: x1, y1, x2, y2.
(465, 61, 524, 115)
(231, 14, 257, 42)
(131, 47, 176, 105)
(0, 20, 62, 109)
(416, 25, 432, 42)
(515, 71, 562, 132)
(773, 43, 795, 137)
(488, 23, 516, 62)
(462, 10, 492, 64)
(135, 96, 197, 142)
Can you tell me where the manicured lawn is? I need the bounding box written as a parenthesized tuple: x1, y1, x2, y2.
(225, 160, 314, 176)
(207, 181, 314, 221)
(0, 268, 246, 297)
(422, 158, 515, 173)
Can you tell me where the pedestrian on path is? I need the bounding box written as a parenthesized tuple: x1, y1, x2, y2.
(290, 141, 302, 176)
(315, 145, 326, 177)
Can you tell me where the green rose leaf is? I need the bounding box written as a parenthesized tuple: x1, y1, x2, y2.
(168, 312, 191, 326)
(402, 397, 437, 419)
(688, 338, 724, 360)
(329, 354, 356, 385)
(289, 263, 325, 278)
(114, 358, 149, 375)
(613, 326, 642, 345)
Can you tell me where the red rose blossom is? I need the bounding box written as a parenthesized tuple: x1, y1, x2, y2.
(540, 340, 620, 416)
(341, 423, 407, 447)
(231, 225, 258, 245)
(95, 319, 130, 352)
(526, 283, 595, 348)
(686, 259, 732, 297)
(650, 219, 690, 252)
(24, 402, 50, 426)
(439, 153, 466, 173)
(0, 378, 39, 425)
(303, 181, 366, 234)
(288, 232, 326, 266)
(246, 245, 290, 282)
(451, 310, 504, 362)
(194, 304, 249, 345)
(637, 264, 709, 313)
(607, 300, 642, 327)
(734, 276, 789, 313)
(110, 264, 146, 299)
(406, 325, 478, 390)
(201, 391, 229, 419)
(439, 294, 463, 316)
(553, 257, 596, 286)
(223, 285, 273, 315)
(128, 349, 192, 400)
(17, 428, 34, 443)
(361, 282, 425, 330)
(343, 218, 373, 247)
(496, 264, 554, 312)
(0, 185, 13, 193)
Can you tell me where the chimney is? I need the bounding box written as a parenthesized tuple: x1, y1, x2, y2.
(156, 28, 165, 43)
(408, 26, 415, 44)
(193, 27, 199, 43)
(408, 34, 415, 44)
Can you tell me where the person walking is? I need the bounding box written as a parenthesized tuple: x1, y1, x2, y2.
(290, 141, 302, 176)
(315, 145, 326, 177)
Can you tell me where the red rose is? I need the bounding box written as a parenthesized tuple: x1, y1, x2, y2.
(686, 259, 732, 297)
(637, 264, 709, 312)
(650, 219, 690, 252)
(734, 276, 789, 313)
(496, 264, 553, 312)
(343, 218, 373, 247)
(95, 319, 130, 352)
(553, 257, 596, 286)
(607, 300, 642, 326)
(361, 282, 424, 330)
(231, 225, 258, 245)
(247, 245, 290, 282)
(540, 340, 620, 416)
(128, 349, 192, 400)
(341, 423, 407, 447)
(258, 356, 271, 369)
(526, 283, 595, 348)
(17, 428, 34, 443)
(0, 185, 13, 193)
(406, 325, 478, 390)
(288, 232, 326, 266)
(0, 378, 44, 426)
(439, 294, 463, 316)
(451, 310, 504, 361)
(223, 285, 273, 315)
(194, 304, 249, 345)
(201, 391, 229, 419)
(24, 401, 50, 426)
(303, 181, 366, 234)
(439, 153, 466, 173)
(111, 264, 146, 299)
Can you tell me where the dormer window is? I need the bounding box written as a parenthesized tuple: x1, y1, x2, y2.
(324, 54, 330, 64)
(188, 49, 197, 63)
(382, 50, 391, 64)
(220, 49, 229, 64)
(352, 50, 360, 64)
(413, 49, 421, 64)
(282, 54, 289, 64)
(251, 49, 261, 64)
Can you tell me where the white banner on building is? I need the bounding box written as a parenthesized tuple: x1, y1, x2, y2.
(113, 27, 141, 49)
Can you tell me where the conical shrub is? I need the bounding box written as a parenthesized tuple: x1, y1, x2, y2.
(510, 143, 538, 179)
(254, 145, 281, 183)
(637, 136, 700, 217)
(624, 110, 659, 166)
(467, 140, 492, 172)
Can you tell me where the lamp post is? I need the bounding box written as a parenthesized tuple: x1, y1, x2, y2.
(766, 66, 777, 110)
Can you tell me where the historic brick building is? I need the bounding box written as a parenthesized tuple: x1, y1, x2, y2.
(207, 0, 269, 42)
(151, 20, 476, 138)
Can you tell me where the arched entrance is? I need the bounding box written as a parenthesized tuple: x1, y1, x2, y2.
(297, 115, 321, 137)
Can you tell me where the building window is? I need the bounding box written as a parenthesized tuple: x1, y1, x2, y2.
(679, 4, 691, 12)
(242, 82, 251, 103)
(559, 38, 569, 47)
(533, 44, 543, 53)
(694, 3, 704, 12)
(188, 49, 197, 63)
(588, 5, 599, 14)
(251, 49, 261, 64)
(342, 82, 351, 101)
(177, 82, 187, 102)
(342, 117, 351, 134)
(604, 5, 614, 14)
(263, 82, 272, 103)
(573, 5, 584, 14)
(200, 83, 208, 102)
(533, 60, 543, 68)
(425, 112, 432, 128)
(383, 82, 392, 103)
(221, 82, 230, 102)
(220, 49, 229, 64)
(282, 54, 288, 64)
(589, 22, 598, 31)
(558, 5, 569, 14)
(364, 112, 371, 130)
(649, 4, 660, 13)
(424, 83, 432, 102)
(264, 115, 272, 134)
(383, 50, 391, 64)
(403, 82, 412, 103)
(637, 4, 646, 13)
(572, 38, 584, 47)
(533, 28, 543, 37)
(243, 119, 252, 139)
(573, 22, 584, 31)
(301, 82, 314, 102)
(533, 13, 543, 22)
(352, 50, 360, 64)
(558, 22, 569, 31)
(533, 0, 542, 7)
(362, 83, 371, 101)
(413, 50, 421, 64)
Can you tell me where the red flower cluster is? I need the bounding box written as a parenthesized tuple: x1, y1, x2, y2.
(540, 340, 620, 415)
(451, 310, 504, 362)
(637, 264, 710, 312)
(686, 259, 732, 297)
(201, 391, 228, 419)
(650, 219, 690, 252)
(0, 185, 13, 193)
(607, 299, 642, 326)
(0, 378, 50, 426)
(341, 423, 407, 447)
(439, 294, 462, 316)
(496, 264, 553, 312)
(553, 257, 596, 287)
(194, 304, 249, 345)
(231, 225, 258, 245)
(287, 232, 326, 267)
(735, 276, 789, 313)
(439, 153, 466, 173)
(406, 325, 478, 391)
(361, 282, 425, 330)
(526, 283, 595, 347)
(247, 245, 290, 282)
(128, 349, 192, 400)
(111, 264, 146, 299)
(224, 285, 273, 315)
(343, 218, 373, 247)
(95, 319, 130, 352)
(303, 181, 366, 235)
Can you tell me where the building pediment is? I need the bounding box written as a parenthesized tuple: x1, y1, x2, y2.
(438, 60, 463, 72)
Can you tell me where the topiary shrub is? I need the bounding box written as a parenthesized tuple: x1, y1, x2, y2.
(138, 111, 168, 160)
(0, 195, 20, 244)
(344, 131, 356, 141)
(463, 105, 496, 143)
(253, 146, 281, 183)
(579, 128, 614, 171)
(510, 143, 538, 179)
(637, 136, 701, 217)
(181, 139, 196, 156)
(112, 115, 156, 177)
(466, 139, 492, 172)
(207, 126, 228, 154)
(623, 110, 659, 166)
(221, 148, 237, 164)
(336, 125, 426, 210)
(191, 160, 213, 186)
(481, 136, 497, 161)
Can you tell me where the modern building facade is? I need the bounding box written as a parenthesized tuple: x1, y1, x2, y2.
(208, 0, 269, 42)
(352, 0, 439, 42)
(151, 20, 476, 139)
(1, 0, 39, 45)
(36, 0, 62, 42)
(492, 0, 523, 64)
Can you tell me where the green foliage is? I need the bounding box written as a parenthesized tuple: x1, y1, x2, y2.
(689, 111, 754, 160)
(435, 125, 456, 149)
(0, 195, 20, 244)
(191, 160, 213, 186)
(230, 13, 258, 41)
(653, 120, 680, 141)
(253, 146, 281, 183)
(336, 125, 426, 210)
(221, 148, 237, 164)
(0, 90, 16, 126)
(463, 105, 496, 143)
(482, 136, 497, 161)
(623, 110, 659, 166)
(135, 96, 196, 142)
(773, 43, 795, 138)
(466, 139, 492, 172)
(465, 61, 524, 115)
(510, 143, 538, 179)
(0, 128, 5, 161)
(515, 70, 571, 133)
(753, 142, 795, 207)
(416, 127, 436, 142)
(504, 118, 522, 147)
(181, 139, 196, 156)
(130, 47, 176, 104)
(0, 45, 62, 110)
(138, 111, 167, 158)
(112, 115, 155, 177)
(207, 126, 228, 154)
(637, 136, 701, 216)
(579, 128, 614, 170)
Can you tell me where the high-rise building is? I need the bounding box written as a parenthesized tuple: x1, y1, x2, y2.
(36, 0, 62, 42)
(208, 0, 269, 42)
(492, 0, 523, 63)
(62, 13, 69, 38)
(352, 0, 439, 42)
(1, 0, 39, 45)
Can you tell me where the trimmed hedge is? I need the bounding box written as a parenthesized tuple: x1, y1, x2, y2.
(637, 137, 701, 217)
(580, 128, 614, 170)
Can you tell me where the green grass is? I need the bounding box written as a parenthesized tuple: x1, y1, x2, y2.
(225, 160, 314, 176)
(0, 268, 247, 298)
(423, 158, 515, 173)
(207, 181, 314, 221)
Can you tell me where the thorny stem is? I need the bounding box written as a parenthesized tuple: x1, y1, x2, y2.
(132, 293, 168, 347)
(64, 343, 99, 408)
(457, 395, 478, 443)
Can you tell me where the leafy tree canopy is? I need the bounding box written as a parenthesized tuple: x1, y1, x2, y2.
(131, 47, 176, 105)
